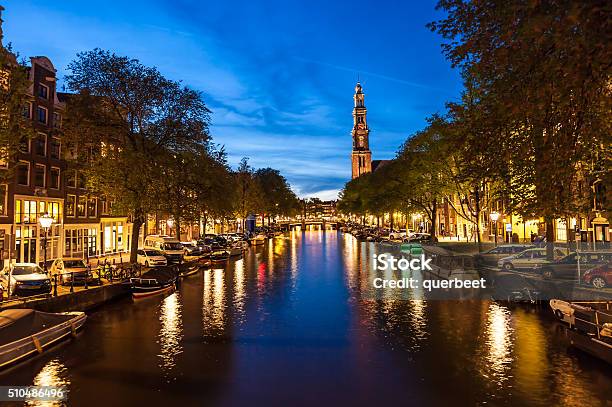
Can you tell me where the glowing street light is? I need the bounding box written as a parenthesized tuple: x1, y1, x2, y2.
(490, 212, 500, 246)
(39, 213, 54, 273)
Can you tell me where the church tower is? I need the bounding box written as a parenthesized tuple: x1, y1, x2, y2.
(351, 82, 372, 179)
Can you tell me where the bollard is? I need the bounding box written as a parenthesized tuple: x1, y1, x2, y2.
(70, 272, 74, 293)
(53, 275, 58, 297)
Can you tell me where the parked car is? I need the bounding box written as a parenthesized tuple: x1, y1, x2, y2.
(497, 248, 565, 271)
(137, 249, 168, 267)
(388, 229, 407, 240)
(144, 235, 184, 263)
(537, 251, 612, 279)
(405, 233, 437, 243)
(0, 263, 51, 296)
(474, 244, 533, 266)
(181, 242, 202, 256)
(50, 258, 95, 285)
(582, 262, 610, 288)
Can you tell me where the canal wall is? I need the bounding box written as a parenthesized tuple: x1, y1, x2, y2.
(0, 283, 130, 313)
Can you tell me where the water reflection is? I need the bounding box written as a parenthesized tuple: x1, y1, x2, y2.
(27, 359, 69, 407)
(157, 292, 183, 376)
(3, 231, 611, 406)
(483, 303, 514, 383)
(203, 268, 227, 336)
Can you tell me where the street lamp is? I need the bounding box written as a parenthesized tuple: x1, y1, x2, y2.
(490, 212, 500, 247)
(39, 213, 54, 273)
(166, 218, 174, 235)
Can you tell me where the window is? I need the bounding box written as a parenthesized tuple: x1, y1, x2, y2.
(77, 196, 86, 217)
(53, 112, 62, 129)
(34, 133, 46, 156)
(23, 102, 32, 119)
(88, 197, 97, 218)
(0, 185, 6, 216)
(38, 83, 49, 99)
(37, 106, 48, 124)
(50, 137, 61, 159)
(77, 172, 86, 189)
(19, 136, 30, 153)
(100, 198, 109, 215)
(16, 162, 29, 185)
(66, 194, 76, 217)
(34, 164, 45, 187)
(50, 167, 60, 189)
(66, 170, 77, 188)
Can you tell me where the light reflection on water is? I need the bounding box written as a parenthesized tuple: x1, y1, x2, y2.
(203, 268, 227, 336)
(483, 302, 514, 383)
(3, 230, 611, 406)
(157, 292, 183, 376)
(26, 359, 69, 407)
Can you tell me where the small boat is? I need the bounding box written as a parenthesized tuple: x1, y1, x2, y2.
(250, 234, 266, 245)
(550, 299, 612, 364)
(228, 244, 243, 257)
(178, 264, 200, 277)
(0, 309, 86, 369)
(210, 250, 230, 262)
(130, 267, 177, 299)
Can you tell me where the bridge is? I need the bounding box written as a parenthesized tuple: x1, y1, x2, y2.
(277, 219, 339, 231)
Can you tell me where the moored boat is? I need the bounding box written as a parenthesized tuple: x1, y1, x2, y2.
(550, 299, 612, 364)
(250, 234, 266, 245)
(0, 309, 86, 369)
(228, 244, 243, 257)
(130, 267, 177, 299)
(210, 250, 230, 262)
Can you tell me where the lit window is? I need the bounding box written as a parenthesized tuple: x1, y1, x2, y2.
(0, 185, 6, 216)
(77, 196, 86, 217)
(66, 195, 76, 217)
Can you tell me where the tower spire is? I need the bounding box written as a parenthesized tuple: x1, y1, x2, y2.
(350, 82, 372, 179)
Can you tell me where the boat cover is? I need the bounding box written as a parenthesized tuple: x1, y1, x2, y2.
(0, 309, 77, 346)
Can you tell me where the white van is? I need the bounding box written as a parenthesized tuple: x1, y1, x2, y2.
(143, 235, 184, 263)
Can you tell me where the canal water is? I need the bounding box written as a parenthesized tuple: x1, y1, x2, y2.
(2, 230, 611, 406)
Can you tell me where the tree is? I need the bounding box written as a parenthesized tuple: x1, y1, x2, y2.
(429, 0, 612, 256)
(254, 168, 300, 224)
(0, 44, 33, 181)
(63, 49, 211, 262)
(234, 158, 264, 230)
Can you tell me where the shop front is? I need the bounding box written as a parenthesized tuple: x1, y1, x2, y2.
(12, 196, 63, 265)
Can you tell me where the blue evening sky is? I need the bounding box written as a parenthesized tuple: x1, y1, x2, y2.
(2, 0, 463, 200)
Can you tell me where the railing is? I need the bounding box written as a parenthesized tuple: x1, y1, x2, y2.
(570, 302, 612, 341)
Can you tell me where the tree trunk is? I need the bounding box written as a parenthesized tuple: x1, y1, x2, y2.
(474, 188, 482, 252)
(175, 214, 181, 241)
(431, 200, 438, 236)
(545, 217, 555, 260)
(130, 212, 144, 264)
